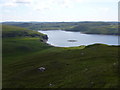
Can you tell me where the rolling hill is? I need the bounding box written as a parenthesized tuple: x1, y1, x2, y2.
(2, 25, 119, 88)
(2, 22, 119, 35)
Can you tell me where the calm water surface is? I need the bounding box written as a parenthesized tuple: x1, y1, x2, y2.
(38, 30, 119, 47)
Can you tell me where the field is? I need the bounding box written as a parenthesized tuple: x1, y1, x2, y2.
(2, 25, 119, 88)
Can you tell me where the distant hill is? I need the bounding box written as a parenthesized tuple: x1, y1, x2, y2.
(65, 22, 119, 35)
(2, 21, 119, 35)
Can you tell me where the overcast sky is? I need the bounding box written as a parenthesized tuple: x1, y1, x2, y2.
(0, 0, 119, 22)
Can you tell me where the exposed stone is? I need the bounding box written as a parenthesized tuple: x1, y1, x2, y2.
(42, 35, 48, 40)
(85, 68, 88, 71)
(113, 63, 117, 66)
(38, 67, 46, 72)
(49, 83, 52, 86)
(81, 53, 84, 55)
(91, 82, 94, 84)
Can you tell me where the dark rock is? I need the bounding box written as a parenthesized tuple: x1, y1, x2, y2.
(40, 39, 44, 42)
(42, 35, 48, 40)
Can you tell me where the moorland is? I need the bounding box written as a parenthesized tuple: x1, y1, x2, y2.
(2, 22, 119, 88)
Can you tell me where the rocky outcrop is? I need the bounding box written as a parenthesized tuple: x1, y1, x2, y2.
(40, 35, 48, 43)
(42, 35, 48, 40)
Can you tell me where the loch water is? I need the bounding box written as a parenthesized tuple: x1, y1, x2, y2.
(38, 30, 119, 47)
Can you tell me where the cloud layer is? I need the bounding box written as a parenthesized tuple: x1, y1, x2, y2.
(2, 0, 119, 10)
(1, 0, 118, 21)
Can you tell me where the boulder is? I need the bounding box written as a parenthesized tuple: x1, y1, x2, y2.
(38, 67, 46, 72)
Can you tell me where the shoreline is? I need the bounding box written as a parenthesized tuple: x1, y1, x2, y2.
(38, 29, 120, 36)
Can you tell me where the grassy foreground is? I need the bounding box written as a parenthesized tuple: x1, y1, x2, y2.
(2, 25, 119, 88)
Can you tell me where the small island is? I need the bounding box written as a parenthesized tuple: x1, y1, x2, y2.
(67, 40, 77, 42)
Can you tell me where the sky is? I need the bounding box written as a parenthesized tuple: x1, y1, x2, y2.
(0, 0, 119, 22)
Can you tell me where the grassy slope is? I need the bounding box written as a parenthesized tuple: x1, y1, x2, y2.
(2, 24, 47, 38)
(3, 25, 119, 88)
(2, 25, 51, 64)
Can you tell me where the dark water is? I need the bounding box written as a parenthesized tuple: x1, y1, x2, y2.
(39, 30, 119, 47)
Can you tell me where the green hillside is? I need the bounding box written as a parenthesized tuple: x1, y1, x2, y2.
(3, 22, 119, 35)
(2, 25, 119, 88)
(2, 25, 48, 39)
(2, 25, 50, 58)
(65, 22, 118, 35)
